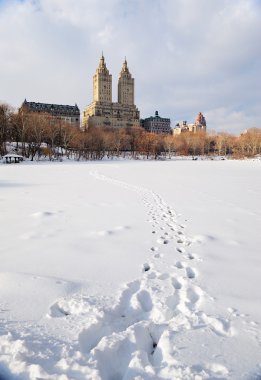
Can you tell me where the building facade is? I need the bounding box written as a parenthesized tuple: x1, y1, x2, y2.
(21, 100, 80, 128)
(83, 55, 140, 129)
(141, 111, 171, 134)
(173, 112, 207, 135)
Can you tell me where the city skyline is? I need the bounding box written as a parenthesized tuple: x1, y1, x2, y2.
(0, 0, 260, 133)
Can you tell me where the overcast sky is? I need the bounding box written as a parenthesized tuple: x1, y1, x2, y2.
(0, 0, 260, 133)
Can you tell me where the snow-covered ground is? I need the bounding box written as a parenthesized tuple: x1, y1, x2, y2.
(0, 159, 260, 379)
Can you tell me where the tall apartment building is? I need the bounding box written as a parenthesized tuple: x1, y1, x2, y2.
(83, 55, 140, 129)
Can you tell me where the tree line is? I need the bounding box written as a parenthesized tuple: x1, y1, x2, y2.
(1, 103, 261, 160)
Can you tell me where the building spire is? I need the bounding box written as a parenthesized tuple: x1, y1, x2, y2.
(99, 52, 105, 66)
(121, 57, 129, 74)
(97, 52, 109, 73)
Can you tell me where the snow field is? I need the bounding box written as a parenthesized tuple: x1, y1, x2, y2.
(0, 160, 260, 379)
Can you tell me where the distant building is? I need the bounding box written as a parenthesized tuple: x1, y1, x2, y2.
(83, 54, 140, 129)
(195, 112, 206, 127)
(173, 112, 207, 135)
(141, 111, 171, 134)
(21, 100, 80, 128)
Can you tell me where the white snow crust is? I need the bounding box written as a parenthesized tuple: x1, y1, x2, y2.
(0, 159, 260, 379)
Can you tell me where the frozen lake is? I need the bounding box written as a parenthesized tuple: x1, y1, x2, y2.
(0, 159, 260, 379)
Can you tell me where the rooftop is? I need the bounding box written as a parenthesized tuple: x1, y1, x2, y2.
(23, 100, 80, 116)
(142, 110, 170, 122)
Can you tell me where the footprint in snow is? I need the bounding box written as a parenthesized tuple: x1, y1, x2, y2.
(171, 277, 183, 290)
(186, 287, 201, 305)
(143, 263, 151, 272)
(157, 237, 169, 245)
(31, 211, 57, 218)
(186, 267, 197, 279)
(166, 293, 180, 311)
(175, 261, 185, 269)
(136, 290, 153, 312)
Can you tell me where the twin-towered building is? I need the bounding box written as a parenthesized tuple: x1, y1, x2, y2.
(82, 55, 140, 130)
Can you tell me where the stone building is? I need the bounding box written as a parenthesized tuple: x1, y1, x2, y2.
(21, 100, 80, 128)
(173, 112, 207, 135)
(195, 112, 206, 128)
(141, 111, 171, 134)
(83, 55, 140, 129)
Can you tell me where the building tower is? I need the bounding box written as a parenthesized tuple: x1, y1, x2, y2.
(118, 58, 134, 105)
(195, 112, 206, 127)
(93, 53, 112, 102)
(83, 55, 140, 129)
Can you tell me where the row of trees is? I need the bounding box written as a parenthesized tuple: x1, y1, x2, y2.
(1, 103, 261, 160)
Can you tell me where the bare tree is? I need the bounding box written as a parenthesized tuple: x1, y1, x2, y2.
(0, 103, 14, 156)
(163, 135, 176, 158)
(26, 113, 48, 160)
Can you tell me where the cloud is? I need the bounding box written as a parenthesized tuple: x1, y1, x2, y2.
(0, 0, 260, 133)
(205, 108, 259, 134)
